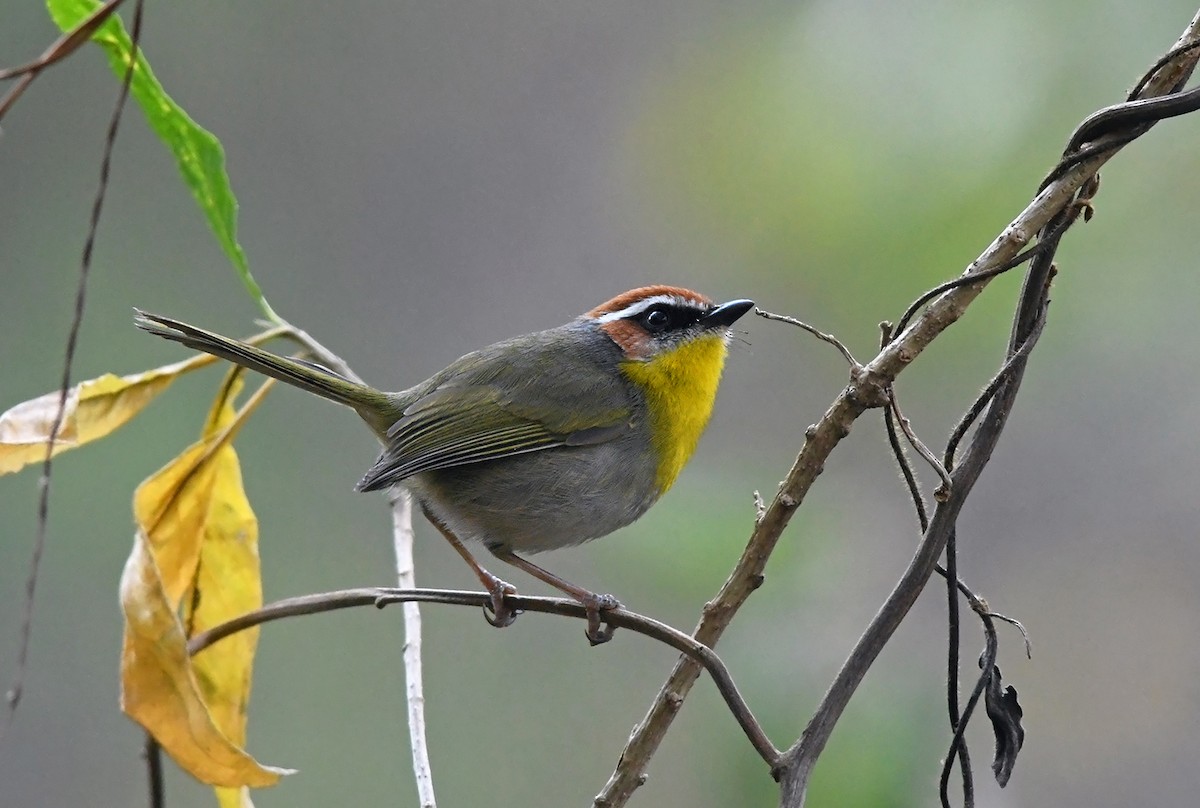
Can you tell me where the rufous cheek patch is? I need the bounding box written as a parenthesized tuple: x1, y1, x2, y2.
(599, 319, 653, 360)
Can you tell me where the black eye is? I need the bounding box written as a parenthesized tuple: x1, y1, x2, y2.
(642, 306, 672, 331)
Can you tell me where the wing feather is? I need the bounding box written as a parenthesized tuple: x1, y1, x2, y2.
(356, 384, 629, 492)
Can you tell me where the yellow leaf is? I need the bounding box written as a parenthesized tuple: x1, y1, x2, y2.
(121, 373, 290, 790)
(215, 786, 255, 808)
(0, 353, 213, 475)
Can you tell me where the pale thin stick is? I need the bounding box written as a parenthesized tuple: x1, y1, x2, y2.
(388, 488, 436, 808)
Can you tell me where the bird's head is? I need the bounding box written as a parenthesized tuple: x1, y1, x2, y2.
(585, 285, 754, 361)
(584, 285, 753, 493)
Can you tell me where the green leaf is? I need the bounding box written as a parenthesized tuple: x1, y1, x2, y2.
(46, 0, 278, 321)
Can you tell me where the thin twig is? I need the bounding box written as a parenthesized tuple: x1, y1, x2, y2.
(755, 309, 858, 366)
(935, 299, 1048, 808)
(0, 0, 127, 79)
(890, 230, 1060, 342)
(186, 587, 781, 768)
(388, 489, 437, 808)
(0, 0, 144, 747)
(940, 610, 997, 807)
(934, 290, 1048, 807)
(886, 390, 952, 500)
(261, 321, 364, 384)
(885, 394, 972, 805)
(938, 256, 1050, 801)
(986, 612, 1032, 660)
(143, 734, 163, 808)
(945, 299, 1050, 472)
(888, 387, 1029, 659)
(0, 0, 128, 121)
(942, 522, 971, 808)
(884, 399, 929, 532)
(1131, 39, 1200, 98)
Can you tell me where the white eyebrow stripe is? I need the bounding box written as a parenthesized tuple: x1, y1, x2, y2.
(593, 294, 705, 323)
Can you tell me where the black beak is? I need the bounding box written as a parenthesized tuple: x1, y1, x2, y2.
(702, 299, 754, 329)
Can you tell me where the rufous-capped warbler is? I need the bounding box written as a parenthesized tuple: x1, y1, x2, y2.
(135, 286, 752, 643)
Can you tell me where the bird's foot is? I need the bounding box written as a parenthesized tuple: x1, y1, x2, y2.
(581, 592, 621, 646)
(482, 577, 521, 628)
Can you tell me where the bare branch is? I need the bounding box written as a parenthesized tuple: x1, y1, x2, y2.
(186, 587, 780, 768)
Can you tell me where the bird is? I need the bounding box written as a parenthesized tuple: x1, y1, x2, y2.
(135, 286, 752, 643)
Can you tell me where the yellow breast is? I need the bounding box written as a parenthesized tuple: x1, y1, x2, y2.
(620, 334, 729, 493)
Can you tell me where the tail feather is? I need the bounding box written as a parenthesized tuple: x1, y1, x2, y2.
(134, 309, 387, 416)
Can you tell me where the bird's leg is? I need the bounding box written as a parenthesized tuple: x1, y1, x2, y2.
(423, 508, 520, 628)
(488, 547, 621, 645)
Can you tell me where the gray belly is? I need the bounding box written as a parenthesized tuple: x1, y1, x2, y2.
(406, 436, 660, 554)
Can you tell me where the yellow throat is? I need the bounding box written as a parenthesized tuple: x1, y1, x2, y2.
(620, 334, 730, 494)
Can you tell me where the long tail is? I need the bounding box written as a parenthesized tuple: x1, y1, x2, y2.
(135, 310, 394, 427)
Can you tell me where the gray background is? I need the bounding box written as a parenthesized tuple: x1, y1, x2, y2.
(3, 2, 1200, 806)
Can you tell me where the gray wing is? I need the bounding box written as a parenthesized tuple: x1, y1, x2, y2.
(356, 325, 634, 491)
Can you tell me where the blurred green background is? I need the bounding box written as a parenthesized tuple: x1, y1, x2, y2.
(4, 2, 1200, 806)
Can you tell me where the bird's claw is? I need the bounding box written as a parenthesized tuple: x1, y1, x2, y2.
(582, 593, 621, 646)
(482, 579, 521, 628)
